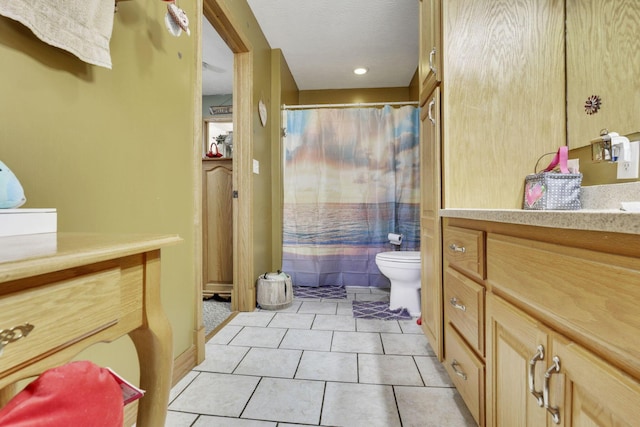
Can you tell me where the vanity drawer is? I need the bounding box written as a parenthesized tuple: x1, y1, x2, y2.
(444, 267, 485, 356)
(0, 268, 122, 371)
(443, 226, 485, 281)
(444, 323, 485, 426)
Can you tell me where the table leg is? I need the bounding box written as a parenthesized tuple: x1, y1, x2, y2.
(129, 250, 173, 427)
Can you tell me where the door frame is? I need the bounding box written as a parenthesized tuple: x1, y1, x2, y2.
(195, 0, 254, 362)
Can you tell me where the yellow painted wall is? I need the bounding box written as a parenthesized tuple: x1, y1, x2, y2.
(271, 49, 299, 269)
(569, 144, 640, 186)
(0, 0, 198, 382)
(299, 86, 415, 105)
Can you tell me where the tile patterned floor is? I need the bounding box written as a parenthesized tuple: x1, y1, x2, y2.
(166, 287, 476, 427)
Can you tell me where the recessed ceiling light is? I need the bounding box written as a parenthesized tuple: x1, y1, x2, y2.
(353, 67, 368, 75)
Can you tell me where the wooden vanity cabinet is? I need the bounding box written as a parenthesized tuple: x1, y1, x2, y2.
(202, 158, 233, 298)
(487, 294, 640, 427)
(442, 225, 487, 425)
(486, 223, 640, 426)
(442, 218, 640, 426)
(419, 0, 640, 423)
(420, 88, 443, 359)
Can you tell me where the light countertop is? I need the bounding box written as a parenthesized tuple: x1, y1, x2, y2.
(440, 208, 640, 235)
(441, 181, 640, 235)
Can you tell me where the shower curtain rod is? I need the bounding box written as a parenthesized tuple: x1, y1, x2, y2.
(282, 101, 419, 110)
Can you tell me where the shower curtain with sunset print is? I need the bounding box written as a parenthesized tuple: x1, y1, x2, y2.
(282, 105, 420, 287)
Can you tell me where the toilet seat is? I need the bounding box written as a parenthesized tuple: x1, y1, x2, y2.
(375, 251, 420, 263)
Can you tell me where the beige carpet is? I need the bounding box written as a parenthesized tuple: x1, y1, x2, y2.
(203, 298, 231, 335)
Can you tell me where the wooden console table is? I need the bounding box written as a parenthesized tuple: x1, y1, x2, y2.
(0, 232, 181, 426)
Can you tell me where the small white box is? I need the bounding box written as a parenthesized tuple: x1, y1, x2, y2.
(0, 208, 57, 237)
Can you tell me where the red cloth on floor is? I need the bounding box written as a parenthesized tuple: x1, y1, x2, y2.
(0, 361, 123, 427)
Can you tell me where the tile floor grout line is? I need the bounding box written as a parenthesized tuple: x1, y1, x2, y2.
(310, 313, 318, 329)
(411, 355, 427, 388)
(328, 330, 335, 353)
(167, 371, 202, 407)
(379, 331, 386, 355)
(292, 345, 304, 380)
(230, 345, 252, 375)
(237, 375, 264, 421)
(317, 380, 328, 426)
(391, 384, 405, 427)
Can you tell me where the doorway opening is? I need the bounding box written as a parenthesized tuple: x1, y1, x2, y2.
(196, 0, 254, 358)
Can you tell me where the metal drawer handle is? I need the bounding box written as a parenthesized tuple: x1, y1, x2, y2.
(0, 323, 35, 356)
(528, 345, 545, 407)
(449, 297, 466, 312)
(450, 359, 467, 380)
(427, 99, 436, 125)
(543, 356, 561, 424)
(449, 243, 466, 253)
(429, 47, 437, 74)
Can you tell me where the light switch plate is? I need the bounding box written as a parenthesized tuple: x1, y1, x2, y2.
(617, 141, 639, 179)
(253, 159, 260, 174)
(567, 158, 579, 173)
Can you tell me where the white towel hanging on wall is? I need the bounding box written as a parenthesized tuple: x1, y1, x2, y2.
(0, 0, 115, 68)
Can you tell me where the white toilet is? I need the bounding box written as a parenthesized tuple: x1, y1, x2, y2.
(375, 250, 421, 316)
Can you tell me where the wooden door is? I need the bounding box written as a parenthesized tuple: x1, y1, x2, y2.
(549, 334, 640, 426)
(419, 0, 441, 98)
(486, 294, 551, 427)
(202, 159, 233, 297)
(420, 87, 443, 359)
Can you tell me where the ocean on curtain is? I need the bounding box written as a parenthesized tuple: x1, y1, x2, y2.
(282, 105, 420, 287)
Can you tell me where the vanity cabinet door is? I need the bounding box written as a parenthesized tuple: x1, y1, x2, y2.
(420, 88, 441, 222)
(420, 87, 443, 360)
(488, 294, 640, 427)
(566, 0, 640, 148)
(548, 334, 640, 427)
(419, 0, 441, 98)
(486, 294, 551, 427)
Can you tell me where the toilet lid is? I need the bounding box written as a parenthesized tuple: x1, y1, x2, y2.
(376, 251, 420, 262)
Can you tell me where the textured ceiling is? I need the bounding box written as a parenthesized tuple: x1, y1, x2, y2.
(202, 0, 419, 95)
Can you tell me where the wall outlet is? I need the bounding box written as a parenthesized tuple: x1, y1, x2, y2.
(253, 159, 260, 174)
(617, 141, 640, 179)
